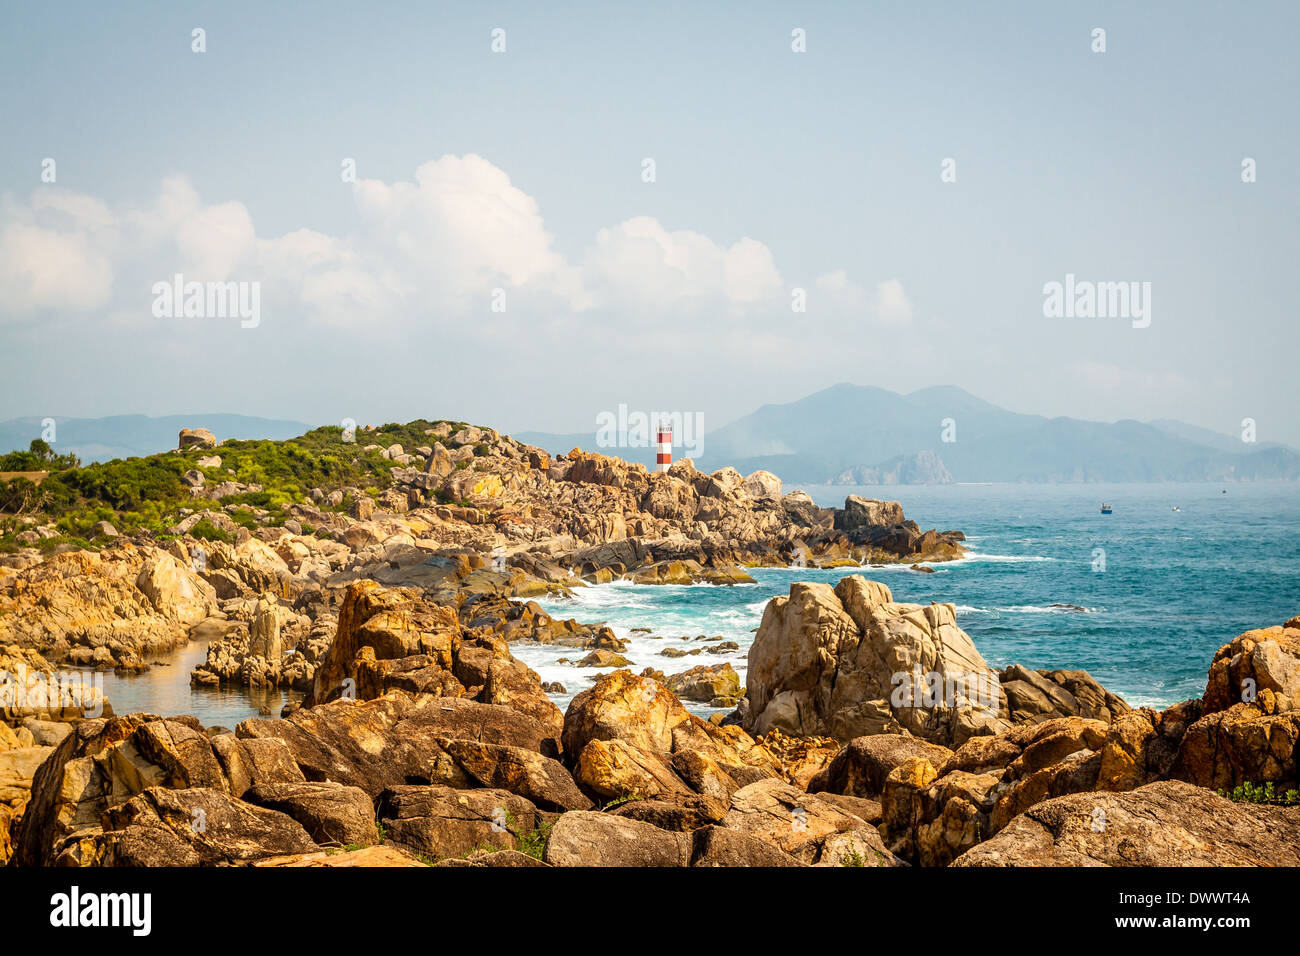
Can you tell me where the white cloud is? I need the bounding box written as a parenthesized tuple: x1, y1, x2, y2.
(872, 278, 913, 324)
(0, 189, 118, 315)
(352, 155, 566, 297)
(814, 269, 868, 308)
(578, 217, 783, 311)
(0, 155, 861, 330)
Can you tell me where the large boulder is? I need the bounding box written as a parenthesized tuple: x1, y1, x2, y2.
(741, 470, 782, 501)
(87, 786, 317, 866)
(664, 662, 740, 703)
(247, 594, 288, 659)
(809, 734, 955, 798)
(209, 734, 306, 799)
(178, 427, 217, 450)
(563, 670, 780, 782)
(236, 693, 560, 797)
(543, 811, 692, 867)
(880, 716, 1110, 866)
(244, 781, 378, 847)
(838, 496, 905, 530)
(134, 553, 218, 628)
(431, 737, 592, 811)
(1172, 702, 1300, 790)
(303, 580, 563, 747)
(562, 669, 693, 757)
(573, 738, 694, 803)
(308, 580, 461, 705)
(1202, 621, 1300, 713)
(744, 577, 1010, 746)
(9, 714, 312, 866)
(378, 785, 544, 862)
(1162, 617, 1300, 790)
(954, 780, 1300, 867)
(721, 778, 902, 866)
(999, 666, 1129, 724)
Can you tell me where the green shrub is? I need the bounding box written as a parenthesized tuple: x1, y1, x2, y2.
(516, 820, 553, 860)
(1217, 781, 1300, 805)
(0, 418, 497, 550)
(190, 518, 234, 544)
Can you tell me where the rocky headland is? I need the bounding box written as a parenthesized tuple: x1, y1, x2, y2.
(0, 421, 1296, 867)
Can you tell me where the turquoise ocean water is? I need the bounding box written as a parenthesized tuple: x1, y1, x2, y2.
(526, 482, 1300, 713)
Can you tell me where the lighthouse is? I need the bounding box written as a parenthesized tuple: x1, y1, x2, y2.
(656, 421, 672, 473)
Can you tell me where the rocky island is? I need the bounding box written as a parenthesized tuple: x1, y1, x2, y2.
(0, 422, 1296, 867)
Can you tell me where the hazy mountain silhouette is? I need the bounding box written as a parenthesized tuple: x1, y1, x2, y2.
(520, 384, 1299, 483)
(0, 414, 310, 463)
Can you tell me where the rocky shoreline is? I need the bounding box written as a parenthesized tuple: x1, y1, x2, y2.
(1, 425, 1297, 867)
(2, 570, 1297, 867)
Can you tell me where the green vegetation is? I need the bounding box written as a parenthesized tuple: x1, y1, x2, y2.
(0, 420, 483, 542)
(516, 819, 554, 860)
(596, 793, 645, 812)
(0, 438, 79, 472)
(189, 518, 234, 544)
(839, 843, 886, 867)
(1217, 781, 1300, 806)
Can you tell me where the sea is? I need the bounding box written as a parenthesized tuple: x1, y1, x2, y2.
(99, 482, 1300, 725)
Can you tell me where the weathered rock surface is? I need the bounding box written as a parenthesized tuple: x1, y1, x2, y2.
(562, 669, 781, 793)
(664, 662, 741, 704)
(9, 713, 309, 866)
(377, 785, 544, 861)
(236, 693, 555, 797)
(744, 577, 1010, 745)
(299, 580, 565, 749)
(809, 734, 955, 798)
(1202, 622, 1300, 713)
(431, 737, 592, 811)
(745, 576, 1128, 748)
(879, 716, 1110, 866)
(998, 665, 1129, 724)
(90, 785, 318, 866)
(544, 810, 691, 866)
(721, 778, 902, 866)
(244, 781, 378, 847)
(253, 845, 427, 867)
(953, 780, 1300, 867)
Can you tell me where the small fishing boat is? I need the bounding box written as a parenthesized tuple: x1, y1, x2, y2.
(1171, 505, 1181, 512)
(1100, 503, 1113, 514)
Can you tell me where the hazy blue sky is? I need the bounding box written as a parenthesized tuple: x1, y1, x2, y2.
(1, 1, 1297, 445)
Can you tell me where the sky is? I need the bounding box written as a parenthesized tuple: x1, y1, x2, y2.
(1, 1, 1297, 445)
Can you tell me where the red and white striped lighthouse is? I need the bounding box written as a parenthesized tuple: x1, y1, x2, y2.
(655, 422, 672, 473)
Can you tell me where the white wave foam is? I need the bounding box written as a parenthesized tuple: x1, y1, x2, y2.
(997, 604, 1099, 614)
(959, 552, 1057, 564)
(956, 603, 1098, 615)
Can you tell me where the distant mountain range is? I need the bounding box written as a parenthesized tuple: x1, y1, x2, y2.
(0, 414, 309, 463)
(7, 386, 1296, 482)
(519, 384, 1300, 483)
